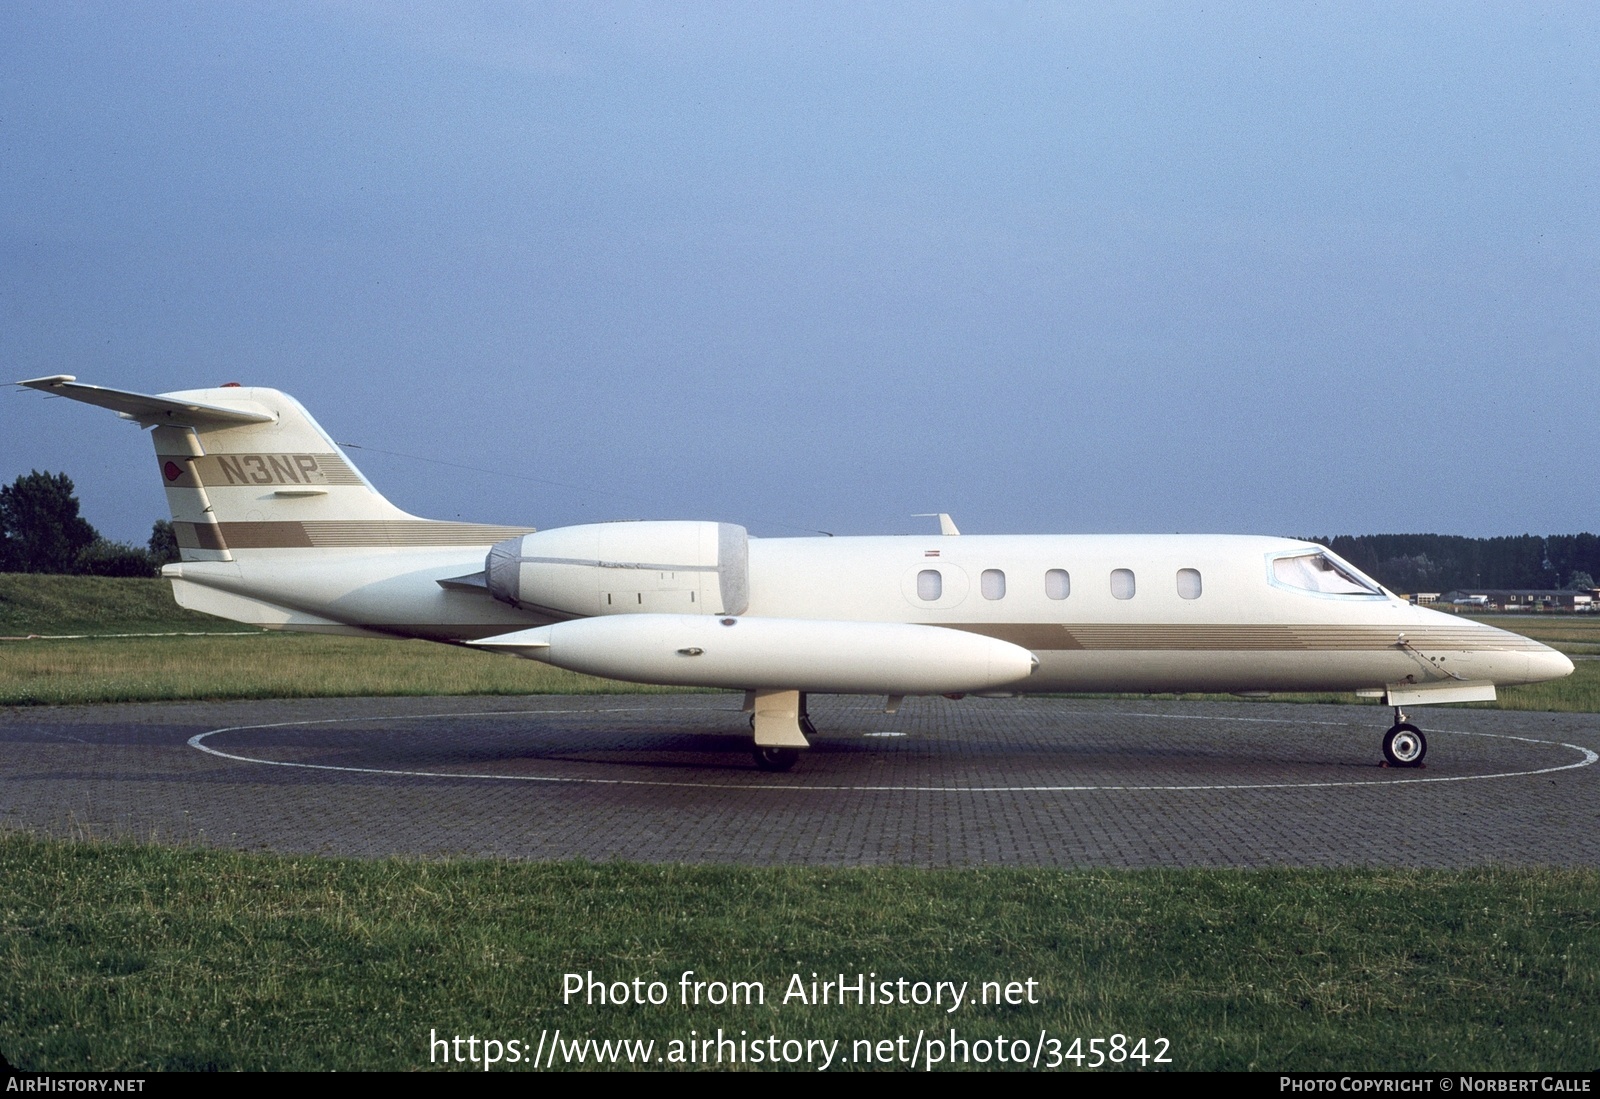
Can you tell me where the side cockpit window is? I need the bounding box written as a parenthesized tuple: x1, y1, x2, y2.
(1271, 552, 1383, 597)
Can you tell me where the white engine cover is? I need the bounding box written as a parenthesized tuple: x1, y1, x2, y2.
(470, 613, 1040, 694)
(486, 521, 748, 618)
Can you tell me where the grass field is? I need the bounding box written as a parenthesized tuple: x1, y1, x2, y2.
(4, 578, 1599, 1072)
(4, 575, 1596, 710)
(0, 573, 229, 635)
(0, 632, 696, 704)
(0, 574, 692, 704)
(1, 835, 1595, 1072)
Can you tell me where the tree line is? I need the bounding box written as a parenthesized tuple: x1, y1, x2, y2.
(0, 471, 177, 577)
(4, 468, 1598, 592)
(1300, 533, 1600, 594)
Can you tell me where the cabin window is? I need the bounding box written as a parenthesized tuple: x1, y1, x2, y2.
(981, 569, 1006, 600)
(1111, 569, 1136, 600)
(917, 569, 943, 601)
(1271, 552, 1382, 596)
(1045, 569, 1070, 599)
(1177, 568, 1202, 599)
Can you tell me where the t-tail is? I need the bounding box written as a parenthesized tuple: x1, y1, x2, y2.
(17, 375, 532, 560)
(15, 376, 537, 639)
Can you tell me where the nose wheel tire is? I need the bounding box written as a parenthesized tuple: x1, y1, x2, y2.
(753, 746, 800, 772)
(1382, 723, 1427, 768)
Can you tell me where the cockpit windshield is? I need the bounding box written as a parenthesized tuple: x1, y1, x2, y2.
(1271, 552, 1383, 596)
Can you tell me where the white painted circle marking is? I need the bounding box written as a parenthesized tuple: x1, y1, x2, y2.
(186, 705, 1599, 794)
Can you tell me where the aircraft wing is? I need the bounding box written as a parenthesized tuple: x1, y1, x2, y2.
(15, 375, 275, 428)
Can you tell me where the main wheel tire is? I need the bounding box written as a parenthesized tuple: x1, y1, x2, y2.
(1382, 723, 1427, 768)
(753, 746, 799, 772)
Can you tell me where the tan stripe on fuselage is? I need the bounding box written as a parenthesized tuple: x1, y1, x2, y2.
(944, 622, 1548, 653)
(173, 520, 535, 549)
(172, 522, 228, 551)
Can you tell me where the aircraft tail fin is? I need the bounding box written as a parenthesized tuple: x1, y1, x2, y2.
(18, 376, 532, 561)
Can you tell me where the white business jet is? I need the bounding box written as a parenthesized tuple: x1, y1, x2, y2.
(17, 376, 1573, 771)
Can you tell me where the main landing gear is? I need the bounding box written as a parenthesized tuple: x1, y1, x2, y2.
(753, 746, 800, 772)
(747, 689, 814, 772)
(1381, 707, 1427, 768)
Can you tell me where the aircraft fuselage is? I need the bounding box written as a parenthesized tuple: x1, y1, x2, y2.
(162, 532, 1568, 697)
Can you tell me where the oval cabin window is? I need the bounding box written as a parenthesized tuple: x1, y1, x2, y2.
(1045, 569, 1070, 599)
(981, 569, 1006, 600)
(1177, 568, 1202, 599)
(917, 569, 943, 601)
(1110, 569, 1136, 600)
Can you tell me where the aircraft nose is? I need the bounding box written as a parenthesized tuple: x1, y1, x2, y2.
(1526, 646, 1575, 684)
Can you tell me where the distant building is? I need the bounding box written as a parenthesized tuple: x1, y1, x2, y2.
(1438, 589, 1594, 612)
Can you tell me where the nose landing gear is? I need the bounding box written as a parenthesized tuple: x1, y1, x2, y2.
(1381, 707, 1427, 768)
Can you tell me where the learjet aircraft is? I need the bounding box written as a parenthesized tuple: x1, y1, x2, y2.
(17, 376, 1574, 771)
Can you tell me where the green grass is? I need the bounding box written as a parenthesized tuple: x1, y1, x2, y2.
(0, 574, 692, 704)
(1485, 617, 1600, 711)
(1449, 613, 1600, 647)
(0, 573, 229, 635)
(1494, 658, 1600, 712)
(2, 575, 1598, 710)
(1, 835, 1595, 1072)
(0, 632, 694, 705)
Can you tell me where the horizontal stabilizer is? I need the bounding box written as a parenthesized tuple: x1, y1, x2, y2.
(437, 571, 490, 592)
(16, 375, 276, 428)
(168, 577, 395, 638)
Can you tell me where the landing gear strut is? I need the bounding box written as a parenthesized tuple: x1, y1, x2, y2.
(747, 689, 813, 771)
(1382, 706, 1427, 768)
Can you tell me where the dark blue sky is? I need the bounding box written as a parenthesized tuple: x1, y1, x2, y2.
(5, 4, 1597, 543)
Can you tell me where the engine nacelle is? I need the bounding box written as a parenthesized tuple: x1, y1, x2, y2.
(485, 521, 749, 619)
